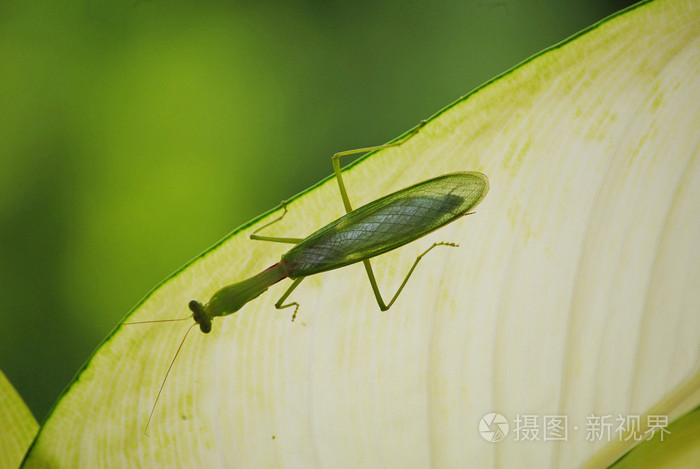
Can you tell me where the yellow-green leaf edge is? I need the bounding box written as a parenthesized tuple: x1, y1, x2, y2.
(0, 370, 38, 469)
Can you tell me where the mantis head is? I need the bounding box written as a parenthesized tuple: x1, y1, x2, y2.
(188, 300, 212, 333)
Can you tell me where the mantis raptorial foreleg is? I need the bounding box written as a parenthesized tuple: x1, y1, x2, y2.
(274, 277, 304, 321)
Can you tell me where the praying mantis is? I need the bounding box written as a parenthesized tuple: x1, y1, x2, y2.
(189, 122, 489, 331)
(139, 122, 489, 432)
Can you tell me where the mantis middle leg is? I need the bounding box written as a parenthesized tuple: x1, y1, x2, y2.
(250, 201, 304, 245)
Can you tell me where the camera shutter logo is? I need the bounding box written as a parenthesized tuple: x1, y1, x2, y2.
(479, 413, 509, 442)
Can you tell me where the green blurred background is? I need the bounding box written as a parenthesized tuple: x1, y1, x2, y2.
(1, 0, 636, 423)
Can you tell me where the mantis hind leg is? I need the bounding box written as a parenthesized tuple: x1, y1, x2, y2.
(250, 201, 305, 245)
(330, 120, 435, 311)
(275, 277, 304, 321)
(364, 242, 459, 311)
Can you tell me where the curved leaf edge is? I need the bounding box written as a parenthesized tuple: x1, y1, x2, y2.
(607, 405, 700, 468)
(0, 370, 38, 469)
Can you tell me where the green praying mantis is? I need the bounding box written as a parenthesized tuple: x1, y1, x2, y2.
(189, 122, 489, 331)
(134, 121, 489, 433)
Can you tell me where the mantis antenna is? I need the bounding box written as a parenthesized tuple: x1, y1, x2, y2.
(144, 323, 197, 436)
